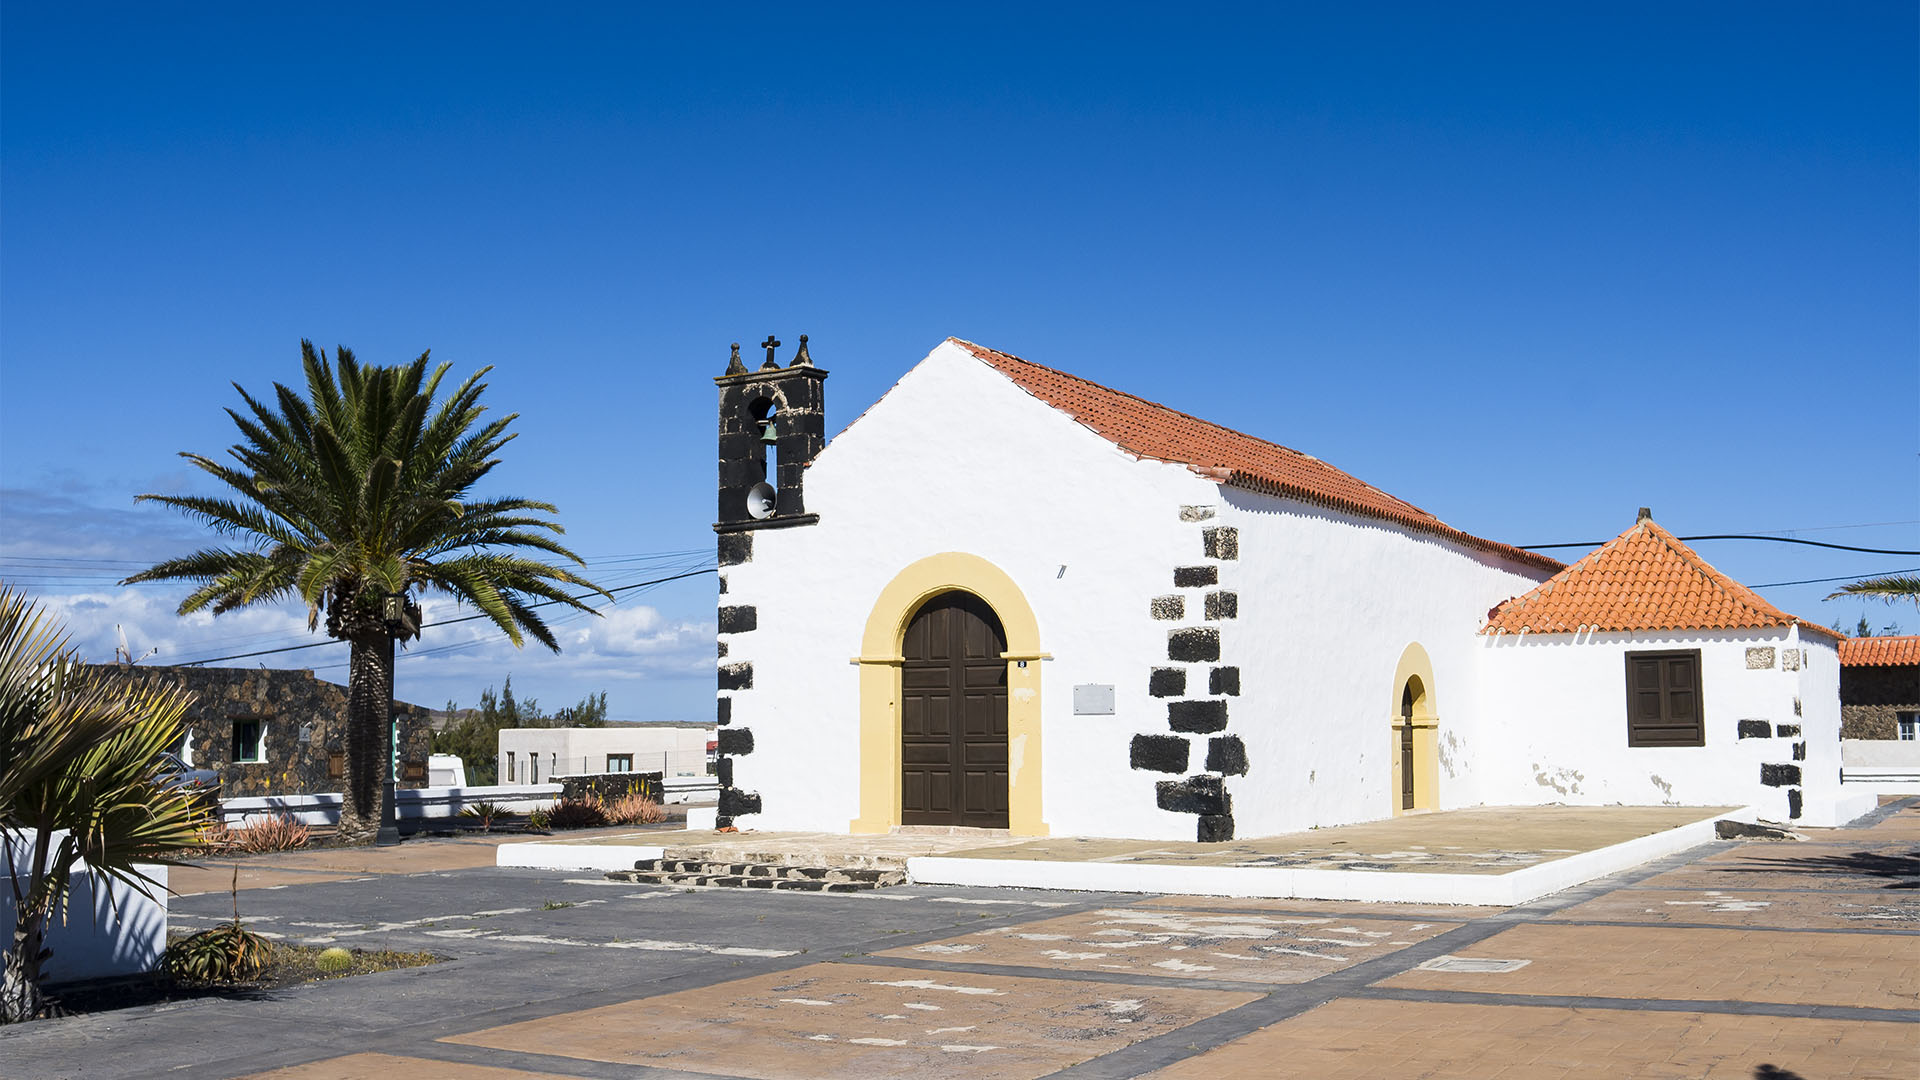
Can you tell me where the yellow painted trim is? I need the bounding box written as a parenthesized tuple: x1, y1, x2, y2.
(1390, 642, 1441, 815)
(851, 552, 1049, 837)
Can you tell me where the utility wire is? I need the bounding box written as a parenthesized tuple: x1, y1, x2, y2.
(1520, 534, 1920, 555)
(1748, 567, 1920, 590)
(171, 567, 716, 667)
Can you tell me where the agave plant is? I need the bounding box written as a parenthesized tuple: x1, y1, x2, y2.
(1, 587, 209, 1022)
(162, 870, 273, 985)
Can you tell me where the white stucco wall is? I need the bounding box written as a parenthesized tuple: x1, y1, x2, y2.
(2, 837, 168, 985)
(723, 340, 1551, 840)
(1795, 633, 1848, 819)
(499, 725, 714, 782)
(1216, 492, 1548, 836)
(1476, 628, 1838, 822)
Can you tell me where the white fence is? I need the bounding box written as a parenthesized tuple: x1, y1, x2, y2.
(1840, 739, 1920, 793)
(221, 783, 563, 827)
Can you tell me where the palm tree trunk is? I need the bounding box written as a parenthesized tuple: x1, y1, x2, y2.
(2, 831, 53, 1023)
(337, 634, 394, 845)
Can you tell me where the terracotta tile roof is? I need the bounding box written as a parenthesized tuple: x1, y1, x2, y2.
(1838, 635, 1920, 667)
(948, 339, 1561, 572)
(1482, 516, 1842, 640)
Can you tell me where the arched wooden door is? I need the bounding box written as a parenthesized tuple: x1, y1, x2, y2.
(1400, 683, 1417, 811)
(900, 591, 1009, 828)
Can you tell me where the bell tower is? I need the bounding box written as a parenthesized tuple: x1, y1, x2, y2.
(714, 334, 827, 532)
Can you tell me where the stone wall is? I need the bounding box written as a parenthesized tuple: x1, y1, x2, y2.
(1840, 663, 1919, 740)
(92, 664, 433, 798)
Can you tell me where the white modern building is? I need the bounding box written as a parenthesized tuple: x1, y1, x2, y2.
(708, 336, 1867, 841)
(498, 723, 715, 784)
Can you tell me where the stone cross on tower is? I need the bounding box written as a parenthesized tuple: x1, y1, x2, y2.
(760, 335, 782, 369)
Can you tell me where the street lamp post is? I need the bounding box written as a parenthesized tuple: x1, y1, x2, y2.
(377, 591, 422, 846)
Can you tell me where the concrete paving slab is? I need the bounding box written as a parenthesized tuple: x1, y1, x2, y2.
(1137, 999, 1917, 1080)
(442, 961, 1260, 1080)
(1376, 923, 1920, 1010)
(911, 806, 1742, 904)
(936, 806, 1736, 871)
(1546, 887, 1920, 930)
(875, 906, 1458, 985)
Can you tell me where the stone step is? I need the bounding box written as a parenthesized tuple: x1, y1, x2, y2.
(658, 845, 910, 871)
(630, 858, 905, 884)
(604, 868, 899, 892)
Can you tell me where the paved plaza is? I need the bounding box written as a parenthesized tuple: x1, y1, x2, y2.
(2, 801, 1914, 1079)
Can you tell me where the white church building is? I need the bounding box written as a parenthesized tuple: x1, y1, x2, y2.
(709, 336, 1863, 842)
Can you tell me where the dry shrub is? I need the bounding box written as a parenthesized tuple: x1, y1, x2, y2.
(228, 812, 311, 852)
(545, 795, 608, 829)
(195, 821, 237, 853)
(604, 791, 665, 825)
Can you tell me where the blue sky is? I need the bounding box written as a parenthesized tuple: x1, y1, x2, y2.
(2, 3, 1914, 722)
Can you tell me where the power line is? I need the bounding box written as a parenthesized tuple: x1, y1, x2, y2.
(1748, 567, 1920, 589)
(171, 567, 716, 666)
(1520, 534, 1920, 555)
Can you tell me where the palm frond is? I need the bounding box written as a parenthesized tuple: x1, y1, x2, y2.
(1826, 576, 1920, 604)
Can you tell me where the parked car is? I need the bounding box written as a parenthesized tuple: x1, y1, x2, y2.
(151, 751, 218, 793)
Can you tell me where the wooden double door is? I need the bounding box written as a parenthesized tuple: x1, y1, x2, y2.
(900, 591, 1009, 828)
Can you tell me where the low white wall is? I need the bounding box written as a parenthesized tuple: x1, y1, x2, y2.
(909, 807, 1741, 904)
(2, 838, 167, 985)
(1843, 739, 1920, 767)
(222, 784, 562, 827)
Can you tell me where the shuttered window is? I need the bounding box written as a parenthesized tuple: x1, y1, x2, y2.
(1624, 650, 1705, 747)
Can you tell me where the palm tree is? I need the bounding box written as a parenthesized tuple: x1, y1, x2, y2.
(123, 343, 605, 843)
(1825, 575, 1920, 607)
(2, 587, 207, 1022)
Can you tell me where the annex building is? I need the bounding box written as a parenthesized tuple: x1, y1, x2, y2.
(708, 336, 1868, 842)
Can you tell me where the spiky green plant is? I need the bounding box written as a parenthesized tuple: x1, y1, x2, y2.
(162, 871, 273, 985)
(458, 800, 507, 831)
(123, 342, 607, 842)
(1, 587, 210, 1022)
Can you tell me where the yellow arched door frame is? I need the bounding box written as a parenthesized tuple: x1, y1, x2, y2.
(1391, 642, 1441, 815)
(850, 552, 1049, 836)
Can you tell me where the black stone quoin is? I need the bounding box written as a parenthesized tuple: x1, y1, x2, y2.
(1130, 734, 1190, 773)
(1168, 628, 1220, 663)
(1168, 699, 1229, 733)
(1148, 668, 1187, 698)
(1173, 565, 1217, 588)
(1156, 774, 1230, 816)
(1206, 735, 1248, 775)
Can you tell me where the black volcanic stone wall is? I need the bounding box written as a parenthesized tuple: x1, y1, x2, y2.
(88, 664, 432, 799)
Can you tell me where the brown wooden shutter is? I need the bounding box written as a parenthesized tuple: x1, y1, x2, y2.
(1625, 649, 1705, 747)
